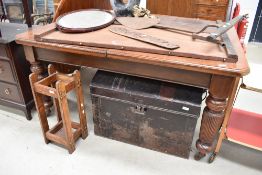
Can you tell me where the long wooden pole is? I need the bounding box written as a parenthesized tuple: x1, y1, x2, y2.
(0, 0, 3, 37)
(21, 0, 32, 27)
(0, 0, 4, 13)
(0, 0, 6, 22)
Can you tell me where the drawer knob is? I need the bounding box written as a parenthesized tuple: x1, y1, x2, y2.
(0, 67, 3, 74)
(5, 88, 11, 95)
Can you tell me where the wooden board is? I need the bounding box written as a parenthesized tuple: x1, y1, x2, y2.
(33, 17, 235, 62)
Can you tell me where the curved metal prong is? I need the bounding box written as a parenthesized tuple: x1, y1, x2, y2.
(195, 25, 219, 34)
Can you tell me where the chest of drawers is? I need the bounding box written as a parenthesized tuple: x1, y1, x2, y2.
(147, 0, 230, 21)
(194, 0, 229, 21)
(0, 23, 33, 120)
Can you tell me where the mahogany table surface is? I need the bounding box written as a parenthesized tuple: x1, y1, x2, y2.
(15, 24, 249, 77)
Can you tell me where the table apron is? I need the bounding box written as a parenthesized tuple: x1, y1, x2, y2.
(35, 48, 212, 89)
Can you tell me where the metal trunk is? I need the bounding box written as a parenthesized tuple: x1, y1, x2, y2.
(90, 71, 203, 159)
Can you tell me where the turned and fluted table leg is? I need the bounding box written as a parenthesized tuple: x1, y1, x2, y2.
(195, 75, 237, 160)
(24, 46, 53, 115)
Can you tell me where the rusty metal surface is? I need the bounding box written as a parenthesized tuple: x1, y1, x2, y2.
(90, 71, 203, 159)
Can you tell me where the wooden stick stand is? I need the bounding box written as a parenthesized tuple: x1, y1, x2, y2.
(29, 64, 88, 154)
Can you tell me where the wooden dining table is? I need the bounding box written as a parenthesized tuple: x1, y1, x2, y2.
(15, 15, 249, 161)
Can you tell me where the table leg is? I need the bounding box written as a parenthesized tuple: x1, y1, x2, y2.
(195, 75, 236, 160)
(24, 46, 53, 115)
(31, 62, 53, 115)
(208, 77, 240, 163)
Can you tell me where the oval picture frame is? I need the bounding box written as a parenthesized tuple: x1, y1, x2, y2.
(56, 9, 116, 33)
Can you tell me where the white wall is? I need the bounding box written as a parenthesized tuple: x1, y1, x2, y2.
(140, 0, 146, 7)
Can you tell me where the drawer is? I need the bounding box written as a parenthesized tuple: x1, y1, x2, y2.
(0, 60, 16, 83)
(195, 5, 226, 21)
(0, 44, 8, 58)
(196, 0, 228, 6)
(0, 82, 22, 103)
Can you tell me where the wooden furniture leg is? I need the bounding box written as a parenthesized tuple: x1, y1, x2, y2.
(208, 77, 241, 163)
(23, 107, 32, 121)
(56, 80, 75, 154)
(24, 46, 53, 115)
(48, 65, 62, 121)
(195, 75, 236, 160)
(29, 73, 50, 144)
(73, 70, 88, 139)
(31, 62, 53, 115)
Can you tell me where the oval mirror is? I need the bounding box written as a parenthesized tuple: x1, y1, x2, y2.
(56, 9, 116, 33)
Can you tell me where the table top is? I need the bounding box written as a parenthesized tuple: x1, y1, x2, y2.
(15, 17, 250, 77)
